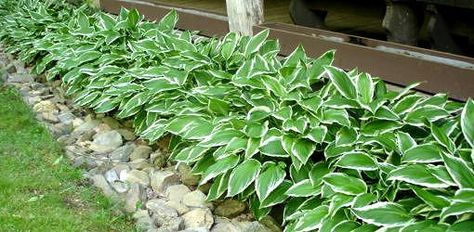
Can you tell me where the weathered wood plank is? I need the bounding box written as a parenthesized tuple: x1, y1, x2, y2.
(225, 0, 264, 35)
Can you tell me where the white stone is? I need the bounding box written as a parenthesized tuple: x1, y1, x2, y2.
(182, 190, 208, 208)
(89, 130, 123, 153)
(165, 184, 190, 203)
(182, 208, 214, 230)
(151, 170, 180, 193)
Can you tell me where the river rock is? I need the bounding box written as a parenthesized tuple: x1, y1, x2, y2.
(130, 145, 152, 161)
(182, 208, 214, 230)
(164, 200, 190, 215)
(125, 169, 150, 186)
(165, 184, 191, 203)
(91, 174, 117, 199)
(178, 163, 200, 186)
(90, 130, 123, 153)
(125, 183, 146, 212)
(146, 199, 178, 218)
(109, 144, 135, 162)
(182, 190, 208, 208)
(150, 170, 180, 193)
(214, 199, 246, 218)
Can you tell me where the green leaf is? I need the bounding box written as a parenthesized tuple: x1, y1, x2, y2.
(158, 10, 178, 32)
(356, 73, 374, 104)
(255, 162, 286, 201)
(335, 151, 378, 171)
(247, 106, 272, 121)
(397, 132, 417, 154)
(208, 98, 230, 115)
(245, 121, 269, 138)
(227, 159, 261, 197)
(440, 202, 474, 220)
(309, 162, 330, 187)
(324, 66, 357, 99)
(410, 186, 450, 209)
(308, 50, 334, 82)
(405, 105, 450, 125)
(207, 173, 230, 201)
(200, 154, 240, 184)
(306, 125, 327, 143)
(353, 202, 413, 228)
(402, 143, 442, 163)
(461, 99, 474, 148)
(244, 29, 270, 57)
(285, 179, 321, 197)
(323, 173, 367, 195)
(440, 152, 474, 188)
(260, 180, 291, 208)
(174, 145, 209, 163)
(295, 205, 329, 231)
(200, 129, 245, 147)
(291, 138, 316, 165)
(388, 164, 450, 188)
(431, 123, 456, 153)
(127, 8, 140, 28)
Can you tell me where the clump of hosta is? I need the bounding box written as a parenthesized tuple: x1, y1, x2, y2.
(1, 0, 474, 230)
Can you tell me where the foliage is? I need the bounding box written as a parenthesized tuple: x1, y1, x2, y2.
(1, 0, 474, 230)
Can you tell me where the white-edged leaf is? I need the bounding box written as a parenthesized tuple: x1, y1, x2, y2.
(255, 162, 286, 201)
(323, 173, 367, 195)
(335, 151, 378, 171)
(227, 159, 261, 197)
(285, 179, 321, 197)
(388, 164, 450, 188)
(324, 66, 357, 99)
(353, 202, 413, 228)
(200, 155, 240, 185)
(461, 99, 474, 148)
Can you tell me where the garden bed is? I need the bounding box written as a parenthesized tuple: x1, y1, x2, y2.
(1, 0, 474, 231)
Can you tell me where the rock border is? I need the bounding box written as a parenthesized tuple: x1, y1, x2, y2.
(1, 49, 279, 232)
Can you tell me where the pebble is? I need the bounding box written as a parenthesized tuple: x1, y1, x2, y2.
(182, 208, 214, 230)
(150, 170, 180, 193)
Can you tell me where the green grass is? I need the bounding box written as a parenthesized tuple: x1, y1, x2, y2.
(0, 85, 136, 232)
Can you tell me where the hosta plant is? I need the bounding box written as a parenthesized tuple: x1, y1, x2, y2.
(1, 0, 474, 231)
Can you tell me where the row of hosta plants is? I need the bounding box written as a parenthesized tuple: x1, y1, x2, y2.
(1, 0, 474, 231)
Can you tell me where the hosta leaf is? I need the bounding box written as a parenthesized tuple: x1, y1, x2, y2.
(200, 129, 245, 147)
(206, 173, 230, 201)
(174, 145, 209, 163)
(158, 10, 178, 32)
(440, 202, 474, 220)
(397, 132, 417, 154)
(200, 154, 239, 185)
(247, 106, 272, 121)
(140, 119, 168, 142)
(259, 136, 288, 157)
(208, 98, 230, 115)
(255, 162, 286, 201)
(402, 143, 442, 163)
(295, 205, 329, 231)
(309, 162, 330, 187)
(440, 152, 474, 188)
(227, 159, 261, 197)
(410, 186, 450, 209)
(323, 173, 367, 195)
(405, 105, 450, 125)
(431, 123, 456, 153)
(324, 66, 357, 99)
(461, 99, 474, 148)
(260, 180, 291, 208)
(306, 125, 327, 143)
(245, 121, 269, 138)
(353, 202, 413, 228)
(454, 188, 474, 202)
(388, 164, 450, 188)
(166, 115, 207, 135)
(291, 138, 316, 165)
(335, 151, 378, 171)
(244, 29, 269, 57)
(245, 137, 261, 159)
(448, 221, 474, 232)
(143, 78, 179, 93)
(285, 179, 321, 197)
(308, 50, 334, 82)
(401, 220, 448, 232)
(356, 73, 374, 104)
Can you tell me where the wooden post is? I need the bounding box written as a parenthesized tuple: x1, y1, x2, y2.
(225, 0, 264, 35)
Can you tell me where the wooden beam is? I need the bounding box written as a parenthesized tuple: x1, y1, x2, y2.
(225, 0, 264, 35)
